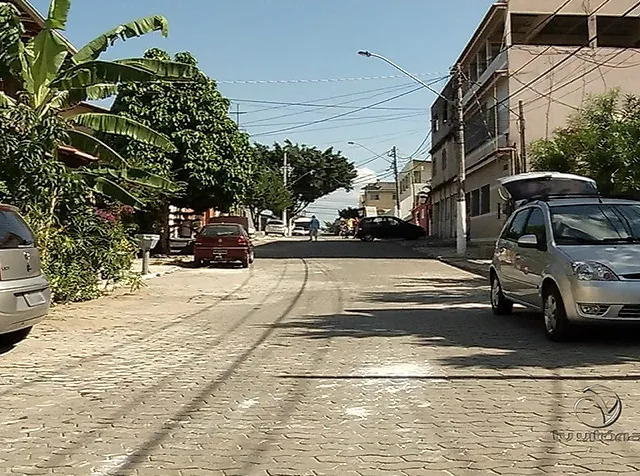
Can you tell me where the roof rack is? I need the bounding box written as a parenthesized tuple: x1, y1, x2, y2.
(519, 192, 602, 206)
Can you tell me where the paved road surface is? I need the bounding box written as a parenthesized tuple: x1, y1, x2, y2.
(1, 237, 640, 475)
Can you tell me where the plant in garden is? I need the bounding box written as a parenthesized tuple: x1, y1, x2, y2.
(531, 89, 640, 195)
(0, 0, 194, 207)
(0, 103, 138, 302)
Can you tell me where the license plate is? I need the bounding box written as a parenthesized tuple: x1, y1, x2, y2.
(24, 291, 46, 307)
(212, 249, 227, 255)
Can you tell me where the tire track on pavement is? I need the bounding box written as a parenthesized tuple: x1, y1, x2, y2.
(107, 258, 311, 476)
(0, 267, 258, 398)
(238, 259, 344, 473)
(38, 261, 292, 470)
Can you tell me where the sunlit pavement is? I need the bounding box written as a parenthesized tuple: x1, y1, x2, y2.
(1, 238, 640, 475)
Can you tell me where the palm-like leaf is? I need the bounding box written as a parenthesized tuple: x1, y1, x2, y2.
(50, 84, 119, 109)
(0, 3, 32, 89)
(52, 60, 155, 90)
(29, 30, 69, 107)
(80, 171, 144, 208)
(66, 129, 128, 167)
(120, 167, 180, 191)
(114, 58, 198, 80)
(74, 113, 177, 152)
(72, 15, 169, 64)
(45, 0, 71, 30)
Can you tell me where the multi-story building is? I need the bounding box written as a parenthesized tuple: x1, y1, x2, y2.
(398, 159, 432, 222)
(359, 182, 397, 216)
(430, 0, 640, 245)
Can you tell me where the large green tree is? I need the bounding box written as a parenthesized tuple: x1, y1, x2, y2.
(531, 89, 640, 195)
(108, 48, 255, 250)
(254, 140, 357, 216)
(0, 0, 194, 205)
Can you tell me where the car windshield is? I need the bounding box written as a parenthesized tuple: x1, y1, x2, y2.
(550, 203, 640, 244)
(200, 225, 242, 237)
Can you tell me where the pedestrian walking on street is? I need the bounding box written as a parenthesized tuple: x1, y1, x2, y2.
(309, 215, 320, 241)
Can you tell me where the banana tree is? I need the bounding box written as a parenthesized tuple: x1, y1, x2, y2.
(0, 0, 196, 206)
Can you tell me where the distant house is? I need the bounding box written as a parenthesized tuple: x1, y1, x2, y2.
(358, 182, 397, 216)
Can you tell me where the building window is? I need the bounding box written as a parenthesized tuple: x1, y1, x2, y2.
(413, 171, 421, 183)
(370, 193, 380, 201)
(442, 149, 447, 170)
(471, 189, 480, 217)
(480, 184, 490, 215)
(392, 194, 397, 200)
(432, 115, 439, 132)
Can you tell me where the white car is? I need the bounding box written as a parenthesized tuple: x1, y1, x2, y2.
(265, 219, 287, 236)
(292, 226, 310, 236)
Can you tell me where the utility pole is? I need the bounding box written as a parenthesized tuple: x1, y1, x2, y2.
(236, 103, 240, 127)
(455, 64, 468, 257)
(519, 100, 527, 173)
(282, 151, 288, 236)
(391, 146, 401, 217)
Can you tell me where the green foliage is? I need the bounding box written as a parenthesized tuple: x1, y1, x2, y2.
(530, 90, 640, 195)
(0, 95, 138, 303)
(338, 207, 361, 219)
(109, 49, 256, 213)
(254, 140, 357, 215)
(0, 0, 195, 207)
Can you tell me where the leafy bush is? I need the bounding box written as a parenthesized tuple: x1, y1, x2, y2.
(0, 102, 140, 303)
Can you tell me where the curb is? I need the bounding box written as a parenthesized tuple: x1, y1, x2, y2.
(438, 257, 489, 279)
(140, 266, 181, 280)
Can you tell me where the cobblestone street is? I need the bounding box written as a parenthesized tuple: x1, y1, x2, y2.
(2, 238, 640, 475)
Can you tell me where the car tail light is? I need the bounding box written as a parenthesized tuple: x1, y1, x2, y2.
(238, 236, 248, 245)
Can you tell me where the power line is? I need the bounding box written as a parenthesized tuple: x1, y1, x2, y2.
(251, 86, 426, 137)
(231, 82, 416, 115)
(231, 97, 427, 112)
(217, 72, 448, 85)
(246, 111, 428, 128)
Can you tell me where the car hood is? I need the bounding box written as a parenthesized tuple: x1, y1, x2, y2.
(558, 245, 640, 277)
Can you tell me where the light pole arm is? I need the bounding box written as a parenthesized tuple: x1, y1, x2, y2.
(358, 50, 452, 103)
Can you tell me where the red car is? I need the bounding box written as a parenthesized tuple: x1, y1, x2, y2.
(193, 224, 255, 268)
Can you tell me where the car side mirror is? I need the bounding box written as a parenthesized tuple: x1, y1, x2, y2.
(517, 234, 538, 248)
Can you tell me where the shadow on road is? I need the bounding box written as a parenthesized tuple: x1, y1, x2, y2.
(273, 275, 640, 372)
(256, 238, 426, 260)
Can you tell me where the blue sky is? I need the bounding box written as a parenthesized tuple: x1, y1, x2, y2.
(32, 0, 494, 221)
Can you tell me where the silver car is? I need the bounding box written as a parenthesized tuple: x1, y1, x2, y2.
(265, 219, 287, 236)
(489, 172, 640, 341)
(0, 205, 51, 347)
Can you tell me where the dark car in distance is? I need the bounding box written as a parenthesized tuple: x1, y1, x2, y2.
(356, 216, 426, 241)
(193, 224, 255, 268)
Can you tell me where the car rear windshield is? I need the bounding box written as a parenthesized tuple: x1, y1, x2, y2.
(550, 203, 640, 244)
(0, 209, 35, 249)
(268, 220, 284, 225)
(200, 225, 243, 237)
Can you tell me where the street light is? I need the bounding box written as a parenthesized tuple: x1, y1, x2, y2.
(358, 49, 467, 257)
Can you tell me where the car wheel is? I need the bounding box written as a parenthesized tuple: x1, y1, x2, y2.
(194, 257, 203, 267)
(543, 284, 571, 342)
(362, 234, 374, 242)
(0, 326, 32, 347)
(490, 274, 513, 315)
(249, 251, 255, 264)
(241, 256, 250, 268)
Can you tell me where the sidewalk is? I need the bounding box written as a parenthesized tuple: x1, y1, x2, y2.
(402, 239, 491, 278)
